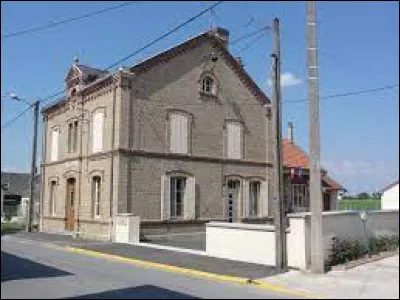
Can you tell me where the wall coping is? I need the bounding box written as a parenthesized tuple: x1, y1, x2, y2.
(287, 210, 399, 219)
(207, 221, 277, 232)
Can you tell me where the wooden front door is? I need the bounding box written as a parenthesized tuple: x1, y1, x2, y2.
(323, 193, 331, 211)
(65, 178, 76, 231)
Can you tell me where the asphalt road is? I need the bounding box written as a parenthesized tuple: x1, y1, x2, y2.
(1, 235, 298, 299)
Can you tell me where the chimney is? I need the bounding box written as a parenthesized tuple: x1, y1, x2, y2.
(288, 122, 294, 144)
(210, 27, 229, 47)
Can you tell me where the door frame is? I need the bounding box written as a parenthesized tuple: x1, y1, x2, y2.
(65, 177, 76, 231)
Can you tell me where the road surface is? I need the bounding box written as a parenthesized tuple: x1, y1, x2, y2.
(1, 235, 298, 299)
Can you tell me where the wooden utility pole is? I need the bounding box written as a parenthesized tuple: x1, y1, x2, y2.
(27, 100, 39, 232)
(307, 1, 324, 273)
(271, 17, 286, 272)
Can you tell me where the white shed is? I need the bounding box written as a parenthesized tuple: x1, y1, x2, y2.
(380, 180, 399, 210)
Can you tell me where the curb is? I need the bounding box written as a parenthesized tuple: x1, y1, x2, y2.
(65, 246, 326, 299)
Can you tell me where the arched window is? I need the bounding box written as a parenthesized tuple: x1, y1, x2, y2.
(200, 74, 218, 96)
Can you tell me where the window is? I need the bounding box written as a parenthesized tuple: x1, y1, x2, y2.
(50, 129, 59, 162)
(68, 121, 78, 153)
(200, 75, 217, 96)
(292, 184, 309, 209)
(92, 111, 104, 153)
(249, 181, 260, 216)
(169, 113, 188, 154)
(92, 176, 101, 217)
(226, 122, 242, 159)
(170, 177, 186, 218)
(49, 181, 57, 215)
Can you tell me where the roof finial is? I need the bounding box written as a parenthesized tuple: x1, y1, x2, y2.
(73, 56, 79, 64)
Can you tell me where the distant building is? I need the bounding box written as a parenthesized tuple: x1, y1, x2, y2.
(1, 172, 40, 222)
(380, 179, 399, 210)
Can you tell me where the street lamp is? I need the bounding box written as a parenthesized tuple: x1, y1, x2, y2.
(8, 93, 40, 232)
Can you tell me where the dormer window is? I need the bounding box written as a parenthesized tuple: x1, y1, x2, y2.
(199, 73, 218, 97)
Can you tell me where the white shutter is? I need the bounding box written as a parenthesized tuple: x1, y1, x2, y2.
(227, 123, 242, 159)
(170, 114, 179, 153)
(184, 177, 196, 220)
(170, 114, 188, 154)
(161, 175, 170, 220)
(180, 115, 188, 154)
(92, 112, 104, 153)
(242, 180, 249, 218)
(260, 180, 269, 217)
(51, 129, 59, 162)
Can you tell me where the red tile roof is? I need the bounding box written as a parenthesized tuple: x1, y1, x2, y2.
(282, 138, 310, 169)
(283, 138, 344, 190)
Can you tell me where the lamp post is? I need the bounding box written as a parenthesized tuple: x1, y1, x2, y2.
(8, 93, 39, 232)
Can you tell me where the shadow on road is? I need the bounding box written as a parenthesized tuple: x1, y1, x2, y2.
(1, 251, 73, 282)
(62, 285, 201, 299)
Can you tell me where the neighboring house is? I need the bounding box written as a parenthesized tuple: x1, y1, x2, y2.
(282, 122, 344, 213)
(40, 27, 342, 241)
(380, 180, 399, 210)
(1, 172, 41, 222)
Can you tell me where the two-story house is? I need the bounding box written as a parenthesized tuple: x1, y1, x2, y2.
(41, 28, 275, 240)
(40, 27, 343, 241)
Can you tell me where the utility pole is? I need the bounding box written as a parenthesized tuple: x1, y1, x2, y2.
(27, 100, 39, 232)
(271, 17, 286, 272)
(307, 1, 324, 273)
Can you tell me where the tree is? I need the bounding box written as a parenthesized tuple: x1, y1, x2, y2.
(357, 192, 370, 199)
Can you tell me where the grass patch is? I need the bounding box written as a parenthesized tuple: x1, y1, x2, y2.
(339, 198, 380, 211)
(1, 222, 24, 233)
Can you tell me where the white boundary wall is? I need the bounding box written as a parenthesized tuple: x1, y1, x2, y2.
(206, 210, 399, 269)
(206, 222, 278, 265)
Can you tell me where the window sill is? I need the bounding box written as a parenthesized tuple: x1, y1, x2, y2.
(199, 91, 219, 101)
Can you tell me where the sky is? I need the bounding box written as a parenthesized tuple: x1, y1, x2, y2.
(1, 1, 399, 194)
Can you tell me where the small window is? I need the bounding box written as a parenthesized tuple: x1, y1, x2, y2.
(200, 75, 217, 96)
(92, 176, 101, 217)
(170, 177, 186, 218)
(49, 181, 57, 215)
(249, 181, 260, 217)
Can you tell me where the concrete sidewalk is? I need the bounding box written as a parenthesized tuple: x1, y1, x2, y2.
(10, 232, 278, 280)
(260, 254, 399, 299)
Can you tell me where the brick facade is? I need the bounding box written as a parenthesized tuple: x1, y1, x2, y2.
(41, 28, 274, 240)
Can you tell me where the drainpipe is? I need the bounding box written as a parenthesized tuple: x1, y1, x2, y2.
(109, 76, 118, 242)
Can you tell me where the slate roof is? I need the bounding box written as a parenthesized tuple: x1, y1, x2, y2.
(1, 172, 41, 199)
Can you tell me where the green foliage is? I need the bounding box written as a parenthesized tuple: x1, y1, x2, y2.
(328, 235, 399, 267)
(328, 237, 368, 266)
(370, 235, 399, 255)
(357, 192, 370, 199)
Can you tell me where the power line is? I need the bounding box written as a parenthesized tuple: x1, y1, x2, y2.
(2, 2, 139, 39)
(38, 1, 224, 107)
(235, 31, 266, 53)
(230, 26, 270, 46)
(104, 1, 224, 71)
(284, 84, 399, 103)
(1, 103, 33, 132)
(2, 1, 225, 133)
